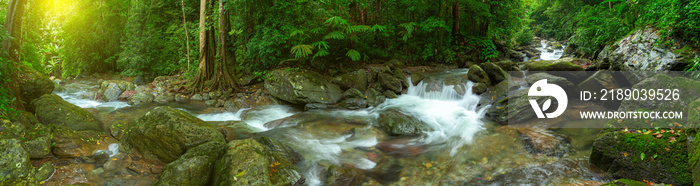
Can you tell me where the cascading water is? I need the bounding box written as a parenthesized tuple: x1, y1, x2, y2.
(537, 40, 565, 60)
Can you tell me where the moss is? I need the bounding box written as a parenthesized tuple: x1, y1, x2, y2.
(601, 179, 647, 186)
(592, 131, 691, 185)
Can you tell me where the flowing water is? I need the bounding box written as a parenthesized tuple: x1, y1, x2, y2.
(51, 69, 609, 185)
(537, 40, 565, 61)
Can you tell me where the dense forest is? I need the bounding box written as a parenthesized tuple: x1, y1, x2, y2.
(2, 0, 700, 185)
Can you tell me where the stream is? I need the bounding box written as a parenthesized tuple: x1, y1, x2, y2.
(49, 45, 610, 185)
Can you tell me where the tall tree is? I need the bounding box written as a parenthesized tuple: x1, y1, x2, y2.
(189, 0, 239, 93)
(2, 0, 28, 111)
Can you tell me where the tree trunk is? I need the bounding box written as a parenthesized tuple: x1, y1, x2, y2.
(189, 0, 239, 93)
(452, 1, 460, 37)
(181, 0, 191, 73)
(2, 0, 28, 112)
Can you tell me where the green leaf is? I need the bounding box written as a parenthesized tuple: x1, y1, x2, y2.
(311, 41, 329, 50)
(346, 49, 361, 61)
(641, 152, 645, 160)
(346, 25, 370, 34)
(371, 24, 387, 32)
(291, 45, 313, 59)
(652, 154, 658, 159)
(324, 16, 349, 27)
(323, 31, 346, 40)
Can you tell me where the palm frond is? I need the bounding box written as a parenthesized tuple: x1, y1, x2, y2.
(323, 31, 346, 40)
(311, 41, 329, 50)
(291, 44, 313, 59)
(346, 49, 361, 61)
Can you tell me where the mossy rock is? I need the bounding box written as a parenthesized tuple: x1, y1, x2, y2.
(377, 110, 430, 136)
(20, 124, 52, 158)
(265, 69, 342, 105)
(600, 179, 647, 186)
(0, 139, 34, 183)
(467, 65, 491, 85)
(478, 62, 509, 85)
(122, 106, 224, 163)
(325, 165, 366, 186)
(525, 58, 585, 71)
(32, 94, 103, 131)
(10, 111, 40, 129)
(486, 89, 550, 124)
(154, 141, 227, 186)
(366, 88, 386, 107)
(607, 74, 700, 129)
(378, 72, 402, 93)
(590, 131, 691, 185)
(525, 72, 574, 89)
(18, 65, 54, 112)
(332, 69, 368, 92)
(51, 127, 118, 157)
(213, 138, 302, 186)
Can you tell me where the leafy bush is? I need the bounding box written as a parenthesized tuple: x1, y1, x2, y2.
(516, 26, 534, 45)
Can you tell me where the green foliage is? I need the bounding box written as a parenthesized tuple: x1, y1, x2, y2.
(516, 26, 534, 45)
(290, 44, 313, 59)
(346, 49, 361, 61)
(684, 57, 700, 78)
(0, 56, 18, 119)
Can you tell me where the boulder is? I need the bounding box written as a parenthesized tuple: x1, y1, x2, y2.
(471, 83, 487, 95)
(384, 90, 398, 99)
(213, 138, 302, 185)
(467, 65, 491, 85)
(611, 74, 700, 128)
(524, 58, 586, 71)
(377, 110, 430, 136)
(479, 62, 509, 84)
(410, 72, 426, 86)
(102, 83, 123, 102)
(342, 98, 368, 110)
(0, 139, 34, 183)
(486, 89, 550, 124)
(35, 162, 54, 181)
(18, 65, 54, 112)
(590, 131, 691, 185)
(132, 74, 145, 85)
(154, 92, 175, 104)
(123, 106, 224, 163)
(325, 165, 365, 186)
(127, 92, 154, 106)
(342, 88, 364, 99)
(154, 141, 227, 186)
(332, 69, 368, 91)
(20, 124, 52, 158)
(516, 127, 568, 156)
(597, 27, 696, 72)
(52, 128, 118, 157)
(32, 94, 103, 131)
(366, 88, 386, 107)
(378, 73, 402, 93)
(525, 73, 574, 89)
(265, 69, 342, 105)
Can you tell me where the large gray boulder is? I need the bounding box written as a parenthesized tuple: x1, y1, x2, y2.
(597, 27, 697, 72)
(19, 65, 54, 112)
(123, 106, 224, 163)
(213, 138, 302, 185)
(154, 141, 227, 186)
(378, 110, 430, 136)
(265, 69, 342, 105)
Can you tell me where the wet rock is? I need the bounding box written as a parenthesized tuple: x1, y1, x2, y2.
(0, 139, 33, 181)
(369, 155, 402, 184)
(304, 103, 333, 111)
(384, 90, 398, 99)
(174, 94, 188, 102)
(486, 89, 549, 124)
(18, 66, 54, 113)
(154, 141, 226, 186)
(524, 58, 586, 71)
(204, 100, 217, 107)
(325, 165, 365, 186)
(597, 27, 696, 72)
(479, 62, 509, 85)
(32, 94, 103, 131)
(472, 83, 487, 95)
(377, 110, 430, 136)
(118, 90, 137, 101)
(525, 72, 574, 89)
(127, 92, 154, 106)
(332, 69, 368, 92)
(52, 128, 118, 157)
(467, 65, 491, 85)
(378, 73, 402, 93)
(265, 69, 342, 104)
(223, 98, 248, 112)
(11, 111, 40, 129)
(20, 124, 52, 158)
(1, 119, 26, 138)
(190, 93, 204, 101)
(366, 88, 386, 107)
(385, 59, 405, 68)
(590, 131, 691, 185)
(516, 127, 568, 156)
(35, 162, 54, 181)
(123, 106, 224, 163)
(103, 153, 131, 173)
(213, 138, 302, 185)
(342, 88, 365, 99)
(237, 74, 257, 86)
(342, 98, 368, 110)
(578, 71, 627, 91)
(410, 72, 426, 86)
(218, 121, 255, 142)
(154, 92, 175, 104)
(613, 74, 700, 128)
(102, 83, 123, 102)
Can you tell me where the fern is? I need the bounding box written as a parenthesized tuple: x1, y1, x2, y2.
(346, 49, 361, 61)
(291, 44, 313, 59)
(323, 31, 346, 40)
(346, 25, 371, 34)
(311, 41, 329, 50)
(371, 24, 387, 32)
(399, 22, 417, 42)
(325, 16, 349, 27)
(290, 29, 304, 37)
